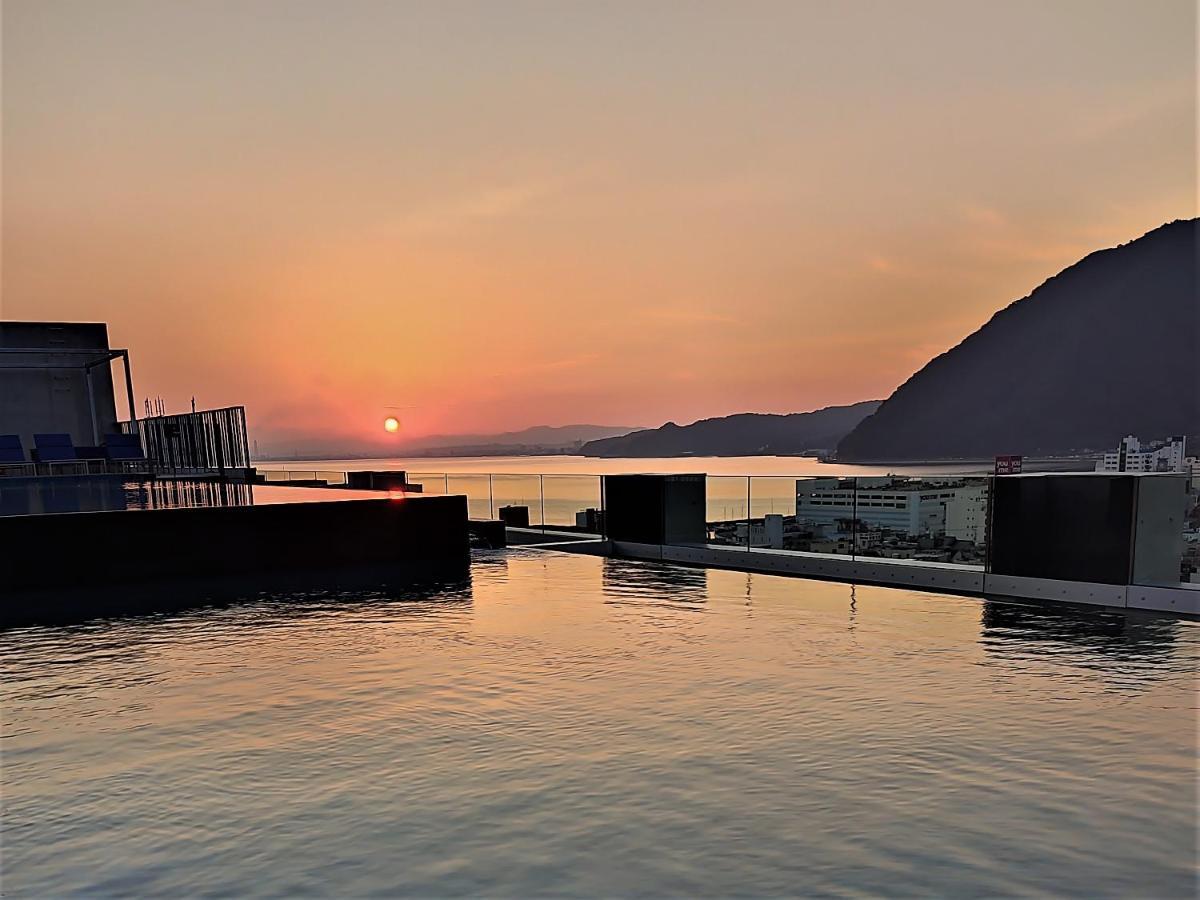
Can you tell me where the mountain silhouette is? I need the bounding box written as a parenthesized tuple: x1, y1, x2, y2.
(838, 219, 1199, 461)
(581, 401, 881, 457)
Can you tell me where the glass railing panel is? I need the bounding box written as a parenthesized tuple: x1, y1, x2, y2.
(947, 475, 990, 570)
(407, 472, 448, 495)
(541, 474, 603, 533)
(747, 476, 799, 550)
(446, 474, 492, 520)
(490, 474, 543, 529)
(848, 473, 989, 569)
(791, 474, 859, 557)
(706, 475, 750, 546)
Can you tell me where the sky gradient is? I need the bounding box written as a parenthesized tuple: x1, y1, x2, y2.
(2, 0, 1195, 453)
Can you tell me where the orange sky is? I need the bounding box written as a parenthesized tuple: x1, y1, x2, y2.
(2, 0, 1195, 453)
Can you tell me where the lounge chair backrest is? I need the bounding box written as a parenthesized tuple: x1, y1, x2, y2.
(33, 433, 78, 462)
(0, 434, 25, 463)
(104, 433, 146, 461)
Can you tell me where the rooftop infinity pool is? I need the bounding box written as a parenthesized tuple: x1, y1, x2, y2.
(3, 550, 1195, 896)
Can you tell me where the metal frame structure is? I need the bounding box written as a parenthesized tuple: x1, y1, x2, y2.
(121, 406, 250, 474)
(0, 346, 138, 443)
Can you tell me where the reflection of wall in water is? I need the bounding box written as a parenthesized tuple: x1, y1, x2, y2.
(7, 557, 473, 628)
(0, 477, 131, 516)
(980, 599, 1181, 664)
(602, 557, 709, 606)
(146, 479, 254, 510)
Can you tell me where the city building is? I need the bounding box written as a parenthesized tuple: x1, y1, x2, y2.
(1096, 435, 1189, 473)
(732, 513, 785, 549)
(944, 483, 989, 543)
(795, 477, 985, 540)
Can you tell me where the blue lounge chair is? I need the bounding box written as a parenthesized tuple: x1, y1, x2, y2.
(0, 435, 25, 464)
(104, 433, 146, 462)
(33, 433, 78, 463)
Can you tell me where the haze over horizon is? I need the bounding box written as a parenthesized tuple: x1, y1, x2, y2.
(2, 0, 1195, 453)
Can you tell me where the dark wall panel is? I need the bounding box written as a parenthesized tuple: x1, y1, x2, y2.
(990, 475, 1136, 584)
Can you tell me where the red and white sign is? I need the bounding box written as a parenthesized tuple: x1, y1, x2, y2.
(994, 455, 1023, 475)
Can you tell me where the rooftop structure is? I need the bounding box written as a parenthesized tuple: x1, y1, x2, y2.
(0, 321, 136, 453)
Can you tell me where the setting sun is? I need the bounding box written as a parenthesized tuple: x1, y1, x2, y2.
(383, 416, 400, 433)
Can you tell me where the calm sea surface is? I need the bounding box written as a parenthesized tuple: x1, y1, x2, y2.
(263, 453, 997, 477)
(4, 551, 1196, 897)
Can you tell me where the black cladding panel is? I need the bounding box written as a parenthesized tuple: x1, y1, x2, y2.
(604, 474, 706, 544)
(989, 475, 1137, 584)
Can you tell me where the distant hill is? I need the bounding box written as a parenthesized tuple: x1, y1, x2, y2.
(403, 423, 639, 454)
(838, 219, 1199, 461)
(580, 401, 882, 458)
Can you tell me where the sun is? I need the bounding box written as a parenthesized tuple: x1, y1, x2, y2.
(383, 416, 400, 433)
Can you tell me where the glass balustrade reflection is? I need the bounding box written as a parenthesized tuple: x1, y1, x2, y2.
(541, 475, 603, 533)
(407, 472, 448, 495)
(706, 476, 751, 546)
(790, 475, 860, 558)
(746, 476, 798, 550)
(490, 474, 543, 529)
(848, 473, 990, 569)
(446, 474, 492, 520)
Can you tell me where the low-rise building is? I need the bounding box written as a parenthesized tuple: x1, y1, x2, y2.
(795, 477, 984, 540)
(1096, 435, 1188, 473)
(733, 513, 785, 549)
(944, 483, 988, 544)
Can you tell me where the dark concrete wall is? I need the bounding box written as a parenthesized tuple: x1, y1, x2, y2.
(0, 493, 468, 593)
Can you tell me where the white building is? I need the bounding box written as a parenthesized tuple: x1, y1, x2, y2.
(944, 483, 988, 544)
(795, 477, 983, 539)
(1096, 435, 1189, 473)
(734, 513, 784, 549)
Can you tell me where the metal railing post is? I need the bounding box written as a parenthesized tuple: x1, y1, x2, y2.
(851, 477, 858, 560)
(540, 474, 546, 533)
(489, 473, 494, 519)
(746, 476, 752, 550)
(600, 475, 607, 540)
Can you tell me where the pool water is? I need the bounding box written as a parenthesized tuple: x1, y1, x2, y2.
(3, 551, 1196, 897)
